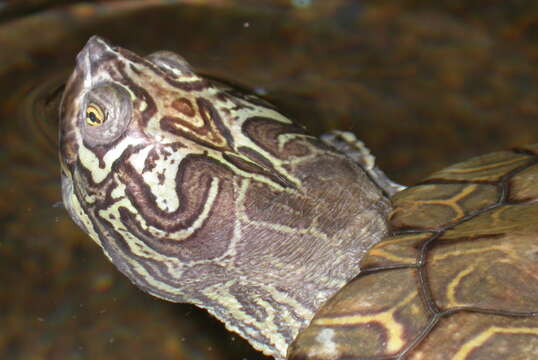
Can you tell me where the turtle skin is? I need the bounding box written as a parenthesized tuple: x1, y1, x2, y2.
(289, 144, 538, 360)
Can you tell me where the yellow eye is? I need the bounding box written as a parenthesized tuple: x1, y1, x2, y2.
(85, 103, 105, 126)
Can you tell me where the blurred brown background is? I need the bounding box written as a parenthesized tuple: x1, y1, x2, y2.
(0, 0, 537, 359)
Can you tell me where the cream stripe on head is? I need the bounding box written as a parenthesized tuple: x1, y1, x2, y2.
(59, 36, 391, 360)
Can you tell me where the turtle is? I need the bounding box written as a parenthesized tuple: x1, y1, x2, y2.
(59, 36, 538, 360)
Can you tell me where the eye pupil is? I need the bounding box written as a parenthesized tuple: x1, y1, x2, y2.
(85, 103, 105, 126)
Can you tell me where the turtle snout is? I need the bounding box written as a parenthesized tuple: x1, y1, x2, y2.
(75, 36, 116, 81)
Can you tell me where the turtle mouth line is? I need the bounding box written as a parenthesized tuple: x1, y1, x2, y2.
(60, 173, 86, 231)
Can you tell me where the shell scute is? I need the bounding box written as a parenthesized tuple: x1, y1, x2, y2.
(289, 147, 538, 359)
(289, 269, 430, 359)
(410, 313, 538, 360)
(508, 163, 538, 202)
(424, 150, 531, 183)
(390, 183, 499, 231)
(429, 204, 538, 313)
(362, 233, 431, 269)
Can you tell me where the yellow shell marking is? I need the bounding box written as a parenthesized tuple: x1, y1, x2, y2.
(445, 264, 476, 307)
(452, 326, 538, 360)
(313, 291, 419, 353)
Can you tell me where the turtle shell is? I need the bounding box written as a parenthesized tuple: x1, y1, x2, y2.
(289, 145, 538, 360)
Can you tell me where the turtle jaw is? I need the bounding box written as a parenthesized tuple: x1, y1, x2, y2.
(58, 36, 109, 176)
(60, 171, 84, 233)
(58, 55, 84, 233)
(58, 37, 104, 234)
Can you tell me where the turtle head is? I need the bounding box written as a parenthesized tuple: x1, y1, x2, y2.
(59, 36, 391, 359)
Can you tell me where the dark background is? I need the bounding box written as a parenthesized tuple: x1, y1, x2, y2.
(0, 1, 537, 359)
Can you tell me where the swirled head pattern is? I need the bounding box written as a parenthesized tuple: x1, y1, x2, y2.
(59, 36, 390, 359)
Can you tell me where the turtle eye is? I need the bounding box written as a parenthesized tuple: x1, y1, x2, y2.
(85, 103, 105, 126)
(79, 83, 132, 147)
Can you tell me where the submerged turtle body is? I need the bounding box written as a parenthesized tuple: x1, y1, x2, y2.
(59, 37, 538, 360)
(290, 145, 538, 359)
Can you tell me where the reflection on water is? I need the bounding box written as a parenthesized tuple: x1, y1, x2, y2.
(1, 0, 538, 359)
(18, 74, 64, 156)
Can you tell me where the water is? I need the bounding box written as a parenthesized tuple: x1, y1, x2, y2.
(1, 1, 537, 359)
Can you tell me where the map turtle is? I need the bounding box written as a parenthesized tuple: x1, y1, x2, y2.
(59, 37, 538, 359)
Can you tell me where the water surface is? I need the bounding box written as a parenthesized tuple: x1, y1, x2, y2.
(1, 1, 537, 359)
